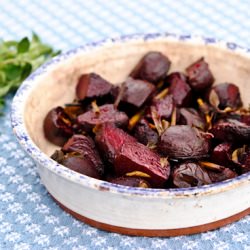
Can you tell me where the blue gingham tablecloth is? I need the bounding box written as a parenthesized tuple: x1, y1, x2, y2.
(0, 1, 250, 249)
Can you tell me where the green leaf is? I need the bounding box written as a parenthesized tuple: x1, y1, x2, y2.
(21, 62, 32, 80)
(17, 37, 30, 54)
(0, 33, 60, 112)
(4, 64, 22, 81)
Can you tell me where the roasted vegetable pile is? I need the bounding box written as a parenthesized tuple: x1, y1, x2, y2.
(44, 51, 250, 189)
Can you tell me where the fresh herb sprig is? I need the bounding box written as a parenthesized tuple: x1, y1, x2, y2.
(0, 33, 60, 110)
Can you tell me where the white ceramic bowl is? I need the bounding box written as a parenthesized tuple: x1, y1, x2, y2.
(11, 33, 250, 236)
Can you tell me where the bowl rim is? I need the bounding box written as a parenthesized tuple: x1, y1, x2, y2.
(11, 32, 250, 198)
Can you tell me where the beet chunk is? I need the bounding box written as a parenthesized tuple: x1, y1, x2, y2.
(186, 57, 214, 91)
(158, 125, 212, 159)
(212, 83, 242, 109)
(178, 108, 206, 130)
(207, 167, 237, 183)
(114, 142, 170, 187)
(76, 73, 112, 101)
(133, 118, 159, 145)
(61, 155, 102, 179)
(130, 51, 171, 84)
(149, 94, 174, 120)
(77, 104, 128, 132)
(109, 176, 150, 188)
(167, 73, 192, 107)
(172, 162, 212, 188)
(95, 124, 136, 164)
(43, 107, 73, 146)
(120, 77, 155, 108)
(62, 134, 104, 176)
(209, 119, 250, 142)
(210, 142, 233, 166)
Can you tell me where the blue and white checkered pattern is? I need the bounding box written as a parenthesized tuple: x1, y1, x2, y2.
(0, 1, 250, 249)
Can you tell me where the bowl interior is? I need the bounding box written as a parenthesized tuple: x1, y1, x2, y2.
(23, 37, 250, 156)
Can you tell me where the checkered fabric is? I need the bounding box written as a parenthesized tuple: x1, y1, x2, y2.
(0, 1, 250, 249)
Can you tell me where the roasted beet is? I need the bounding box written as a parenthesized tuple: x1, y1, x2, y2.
(158, 125, 212, 159)
(61, 154, 102, 179)
(149, 94, 174, 120)
(120, 77, 155, 109)
(95, 124, 136, 164)
(77, 104, 128, 132)
(109, 176, 150, 188)
(209, 119, 250, 142)
(172, 162, 212, 188)
(166, 73, 192, 107)
(76, 73, 112, 101)
(43, 107, 73, 146)
(212, 83, 242, 110)
(210, 142, 233, 166)
(62, 134, 104, 176)
(233, 146, 250, 174)
(133, 118, 159, 145)
(186, 57, 214, 91)
(51, 150, 102, 179)
(114, 142, 170, 187)
(130, 51, 171, 84)
(207, 167, 237, 183)
(178, 108, 206, 130)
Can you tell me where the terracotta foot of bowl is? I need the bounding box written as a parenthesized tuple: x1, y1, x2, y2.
(11, 33, 250, 237)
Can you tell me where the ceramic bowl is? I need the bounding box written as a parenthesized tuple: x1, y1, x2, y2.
(11, 33, 250, 236)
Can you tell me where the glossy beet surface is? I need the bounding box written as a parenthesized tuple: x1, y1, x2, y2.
(130, 51, 171, 84)
(44, 107, 73, 146)
(120, 77, 155, 108)
(172, 162, 212, 188)
(167, 73, 192, 107)
(62, 134, 104, 176)
(45, 51, 250, 189)
(114, 142, 170, 187)
(158, 125, 211, 159)
(178, 108, 206, 130)
(209, 119, 250, 142)
(133, 118, 159, 145)
(95, 124, 136, 164)
(186, 57, 214, 91)
(212, 83, 242, 110)
(76, 73, 112, 101)
(77, 104, 128, 132)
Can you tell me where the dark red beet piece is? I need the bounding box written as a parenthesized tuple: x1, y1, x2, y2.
(114, 142, 170, 187)
(95, 124, 136, 164)
(76, 73, 112, 101)
(186, 57, 214, 91)
(158, 125, 212, 159)
(210, 142, 233, 166)
(149, 94, 174, 120)
(120, 77, 155, 108)
(207, 167, 237, 183)
(51, 150, 102, 179)
(212, 83, 242, 110)
(133, 118, 159, 145)
(61, 155, 102, 179)
(178, 108, 206, 130)
(172, 162, 212, 188)
(62, 134, 104, 176)
(166, 73, 192, 107)
(209, 119, 250, 142)
(77, 104, 128, 132)
(130, 51, 171, 84)
(43, 107, 73, 146)
(109, 176, 150, 188)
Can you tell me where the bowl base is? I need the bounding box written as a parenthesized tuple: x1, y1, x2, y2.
(51, 194, 250, 237)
